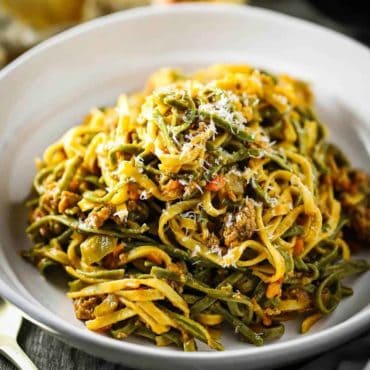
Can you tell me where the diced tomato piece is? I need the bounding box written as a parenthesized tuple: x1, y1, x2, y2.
(166, 179, 182, 191)
(293, 237, 305, 256)
(205, 175, 225, 192)
(266, 280, 282, 299)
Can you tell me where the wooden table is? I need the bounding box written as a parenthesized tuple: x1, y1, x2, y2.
(1, 320, 132, 370)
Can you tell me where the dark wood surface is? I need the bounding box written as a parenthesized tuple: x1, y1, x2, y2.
(1, 319, 369, 370)
(1, 319, 130, 370)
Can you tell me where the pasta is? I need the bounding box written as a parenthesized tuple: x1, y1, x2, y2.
(24, 64, 370, 351)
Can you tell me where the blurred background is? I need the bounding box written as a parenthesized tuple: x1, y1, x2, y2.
(0, 0, 369, 67)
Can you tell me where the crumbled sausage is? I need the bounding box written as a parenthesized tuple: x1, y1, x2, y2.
(39, 183, 59, 211)
(349, 196, 370, 243)
(334, 169, 369, 197)
(349, 170, 370, 195)
(102, 243, 124, 269)
(58, 191, 81, 213)
(206, 233, 221, 250)
(85, 205, 114, 228)
(73, 297, 101, 320)
(222, 199, 256, 247)
(29, 207, 46, 224)
(334, 169, 370, 244)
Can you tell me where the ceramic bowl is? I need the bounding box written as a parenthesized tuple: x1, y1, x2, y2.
(0, 4, 369, 369)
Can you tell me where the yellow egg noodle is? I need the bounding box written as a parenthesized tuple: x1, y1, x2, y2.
(24, 65, 370, 350)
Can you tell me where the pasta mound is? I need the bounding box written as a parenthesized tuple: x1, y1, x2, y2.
(24, 64, 369, 350)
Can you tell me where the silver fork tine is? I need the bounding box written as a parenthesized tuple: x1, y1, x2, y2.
(0, 299, 38, 370)
(0, 336, 38, 370)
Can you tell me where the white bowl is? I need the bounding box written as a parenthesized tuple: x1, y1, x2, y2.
(0, 4, 369, 370)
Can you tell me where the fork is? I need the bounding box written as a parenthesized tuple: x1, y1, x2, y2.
(0, 298, 38, 370)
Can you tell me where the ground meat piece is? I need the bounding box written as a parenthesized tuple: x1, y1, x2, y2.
(348, 170, 370, 195)
(222, 199, 256, 247)
(29, 207, 46, 224)
(73, 297, 101, 320)
(334, 169, 370, 200)
(39, 183, 59, 211)
(206, 233, 221, 250)
(29, 206, 51, 238)
(85, 205, 114, 228)
(333, 169, 370, 244)
(349, 195, 370, 243)
(102, 243, 124, 269)
(57, 191, 81, 213)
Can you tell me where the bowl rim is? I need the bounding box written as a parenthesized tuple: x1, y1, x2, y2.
(0, 3, 369, 362)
